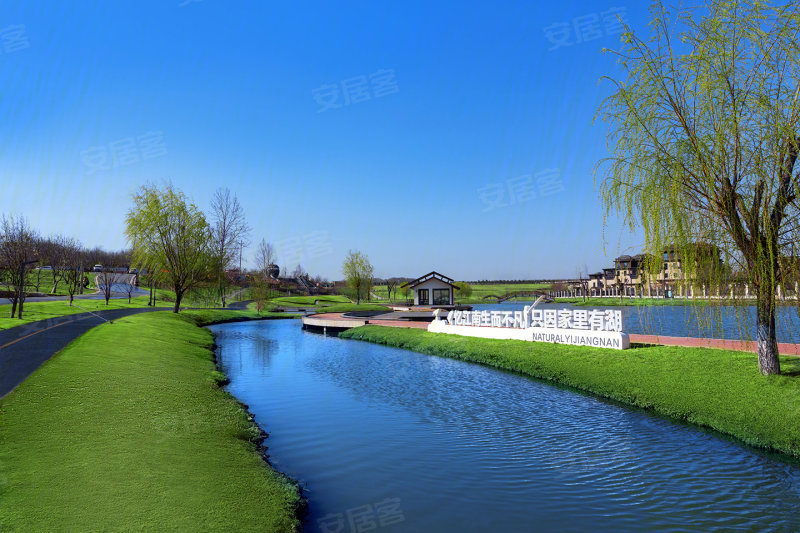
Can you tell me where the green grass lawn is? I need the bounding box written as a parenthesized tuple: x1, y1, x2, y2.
(270, 295, 350, 306)
(2, 269, 95, 297)
(0, 296, 172, 331)
(248, 300, 390, 315)
(0, 310, 303, 531)
(340, 325, 800, 459)
(372, 283, 552, 304)
(311, 303, 391, 314)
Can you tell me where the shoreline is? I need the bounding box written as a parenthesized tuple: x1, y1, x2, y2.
(339, 325, 800, 460)
(207, 329, 309, 529)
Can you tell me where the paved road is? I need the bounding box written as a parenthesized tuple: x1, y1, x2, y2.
(0, 293, 284, 399)
(226, 299, 253, 310)
(14, 286, 149, 303)
(0, 307, 162, 398)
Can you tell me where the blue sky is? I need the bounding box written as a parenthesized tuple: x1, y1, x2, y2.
(0, 1, 649, 280)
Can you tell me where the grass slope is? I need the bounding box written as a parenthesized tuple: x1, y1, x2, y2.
(0, 311, 302, 531)
(270, 295, 350, 306)
(250, 300, 391, 315)
(340, 325, 800, 458)
(0, 296, 172, 331)
(373, 283, 552, 304)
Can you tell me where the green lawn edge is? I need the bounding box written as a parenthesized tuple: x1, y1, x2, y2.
(0, 310, 304, 532)
(339, 325, 800, 459)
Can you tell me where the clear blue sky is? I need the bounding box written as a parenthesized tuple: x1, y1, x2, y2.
(0, 1, 649, 280)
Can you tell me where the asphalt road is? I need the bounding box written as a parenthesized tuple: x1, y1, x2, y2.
(0, 307, 162, 398)
(0, 292, 269, 399)
(226, 299, 253, 310)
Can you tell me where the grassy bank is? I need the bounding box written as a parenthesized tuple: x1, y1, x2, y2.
(0, 310, 303, 531)
(0, 296, 172, 331)
(373, 282, 552, 304)
(251, 299, 391, 315)
(340, 326, 800, 458)
(271, 295, 350, 306)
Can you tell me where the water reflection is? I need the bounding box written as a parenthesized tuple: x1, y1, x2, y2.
(210, 320, 800, 532)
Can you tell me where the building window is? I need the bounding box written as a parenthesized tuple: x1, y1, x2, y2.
(432, 288, 450, 305)
(418, 289, 429, 305)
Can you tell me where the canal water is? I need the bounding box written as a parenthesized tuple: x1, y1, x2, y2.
(210, 320, 800, 532)
(474, 301, 800, 343)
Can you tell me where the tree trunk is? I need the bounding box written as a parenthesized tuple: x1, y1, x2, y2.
(755, 289, 781, 375)
(17, 297, 24, 318)
(10, 300, 17, 318)
(69, 294, 74, 307)
(173, 291, 183, 313)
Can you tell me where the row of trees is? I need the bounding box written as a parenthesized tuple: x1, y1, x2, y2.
(126, 184, 297, 313)
(0, 215, 136, 318)
(126, 185, 235, 312)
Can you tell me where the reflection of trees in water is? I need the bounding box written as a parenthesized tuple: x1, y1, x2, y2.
(212, 325, 279, 378)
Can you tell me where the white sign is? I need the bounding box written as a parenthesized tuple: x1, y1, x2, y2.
(428, 306, 629, 350)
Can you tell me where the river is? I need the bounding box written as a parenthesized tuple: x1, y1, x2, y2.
(474, 301, 800, 343)
(210, 319, 800, 532)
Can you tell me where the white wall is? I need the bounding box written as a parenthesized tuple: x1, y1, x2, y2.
(413, 278, 453, 305)
(428, 321, 630, 350)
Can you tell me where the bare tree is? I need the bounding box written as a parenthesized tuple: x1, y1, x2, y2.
(121, 273, 137, 303)
(61, 238, 85, 306)
(0, 215, 40, 318)
(386, 279, 398, 302)
(291, 264, 306, 279)
(576, 265, 590, 302)
(32, 236, 54, 292)
(254, 239, 276, 275)
(49, 234, 74, 294)
(96, 265, 120, 305)
(210, 188, 250, 307)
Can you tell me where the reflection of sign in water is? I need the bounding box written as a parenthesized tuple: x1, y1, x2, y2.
(429, 306, 629, 350)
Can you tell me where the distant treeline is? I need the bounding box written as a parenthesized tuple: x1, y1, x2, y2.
(465, 279, 578, 285)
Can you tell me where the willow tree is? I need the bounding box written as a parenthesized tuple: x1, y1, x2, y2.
(597, 0, 800, 375)
(125, 184, 212, 313)
(342, 250, 373, 304)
